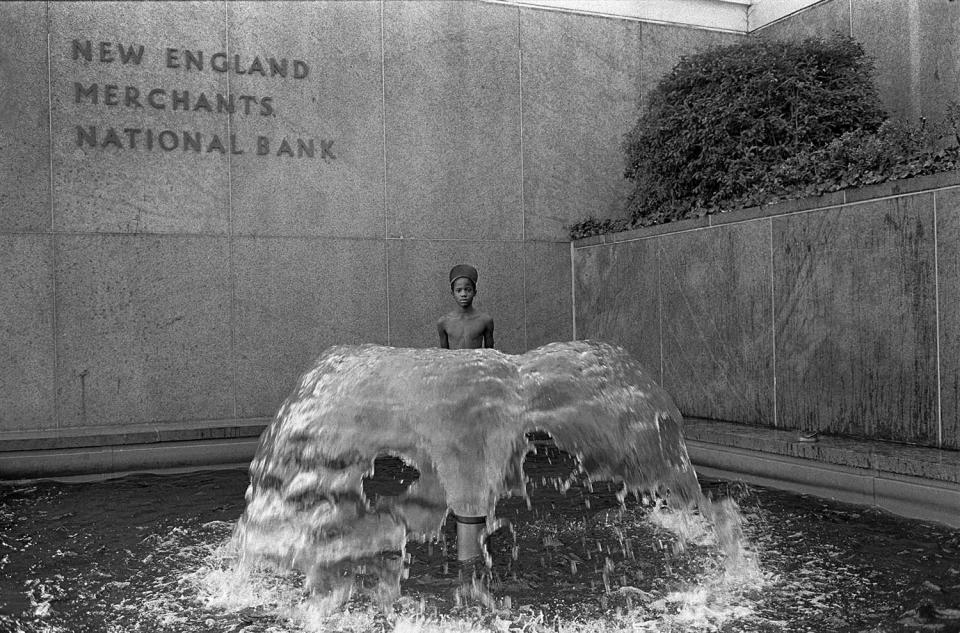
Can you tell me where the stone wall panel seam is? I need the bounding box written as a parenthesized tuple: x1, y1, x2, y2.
(768, 217, 778, 428)
(569, 241, 577, 340)
(516, 3, 525, 244)
(52, 234, 60, 430)
(933, 190, 943, 447)
(226, 0, 238, 423)
(46, 7, 54, 233)
(380, 0, 388, 244)
(518, 4, 527, 349)
(657, 240, 664, 385)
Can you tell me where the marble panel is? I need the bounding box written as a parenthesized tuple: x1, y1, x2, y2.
(227, 2, 385, 238)
(386, 239, 525, 353)
(384, 1, 523, 241)
(0, 2, 50, 232)
(850, 0, 960, 124)
(934, 188, 960, 449)
(49, 2, 230, 234)
(0, 235, 55, 432)
(573, 240, 661, 381)
(753, 0, 850, 40)
(524, 241, 573, 350)
(659, 221, 775, 425)
(233, 236, 388, 418)
(520, 9, 642, 240)
(912, 1, 960, 128)
(55, 235, 234, 428)
(773, 195, 938, 444)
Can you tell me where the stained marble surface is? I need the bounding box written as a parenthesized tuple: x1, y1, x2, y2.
(659, 221, 775, 426)
(54, 235, 235, 428)
(772, 194, 939, 446)
(523, 241, 574, 350)
(574, 239, 661, 382)
(934, 187, 960, 449)
(852, 0, 960, 124)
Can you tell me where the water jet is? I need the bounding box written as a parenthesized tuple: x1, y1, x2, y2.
(234, 340, 737, 609)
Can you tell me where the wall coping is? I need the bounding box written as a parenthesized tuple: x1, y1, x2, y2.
(685, 417, 960, 527)
(0, 418, 270, 452)
(683, 417, 960, 485)
(572, 170, 960, 249)
(483, 0, 749, 33)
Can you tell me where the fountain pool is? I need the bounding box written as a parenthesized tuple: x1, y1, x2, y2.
(2, 449, 959, 633)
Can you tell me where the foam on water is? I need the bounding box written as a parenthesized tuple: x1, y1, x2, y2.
(233, 340, 743, 612)
(185, 504, 769, 633)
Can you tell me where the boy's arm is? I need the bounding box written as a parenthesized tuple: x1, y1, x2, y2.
(483, 317, 494, 349)
(437, 318, 450, 349)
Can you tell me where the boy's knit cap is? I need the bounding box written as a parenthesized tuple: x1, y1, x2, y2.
(449, 264, 478, 287)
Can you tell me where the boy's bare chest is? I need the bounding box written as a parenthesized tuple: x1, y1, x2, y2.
(446, 313, 486, 336)
(450, 314, 483, 329)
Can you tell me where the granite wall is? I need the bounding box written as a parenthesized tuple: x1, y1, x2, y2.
(0, 1, 741, 446)
(573, 173, 960, 450)
(755, 0, 960, 132)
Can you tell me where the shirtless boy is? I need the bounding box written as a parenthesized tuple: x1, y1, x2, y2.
(437, 264, 494, 350)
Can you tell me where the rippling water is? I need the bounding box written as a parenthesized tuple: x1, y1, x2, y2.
(2, 459, 959, 632)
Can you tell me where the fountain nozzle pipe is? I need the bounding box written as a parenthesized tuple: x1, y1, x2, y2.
(455, 515, 485, 561)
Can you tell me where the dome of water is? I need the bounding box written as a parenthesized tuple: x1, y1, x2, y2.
(234, 340, 734, 609)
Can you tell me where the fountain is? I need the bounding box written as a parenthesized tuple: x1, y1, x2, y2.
(233, 340, 741, 611)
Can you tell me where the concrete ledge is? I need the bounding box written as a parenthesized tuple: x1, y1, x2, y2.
(873, 474, 960, 530)
(683, 418, 960, 484)
(0, 436, 261, 481)
(687, 439, 960, 529)
(0, 418, 270, 451)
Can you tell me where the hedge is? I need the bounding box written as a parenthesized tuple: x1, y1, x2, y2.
(569, 36, 960, 240)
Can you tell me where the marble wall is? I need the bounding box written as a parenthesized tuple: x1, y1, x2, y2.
(0, 1, 737, 439)
(756, 0, 960, 132)
(574, 178, 960, 449)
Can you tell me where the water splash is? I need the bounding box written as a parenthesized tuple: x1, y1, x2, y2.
(234, 340, 740, 611)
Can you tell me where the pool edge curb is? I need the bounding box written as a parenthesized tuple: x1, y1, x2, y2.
(0, 437, 260, 482)
(687, 440, 960, 529)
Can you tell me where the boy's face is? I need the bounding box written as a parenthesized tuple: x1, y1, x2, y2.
(451, 277, 476, 308)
